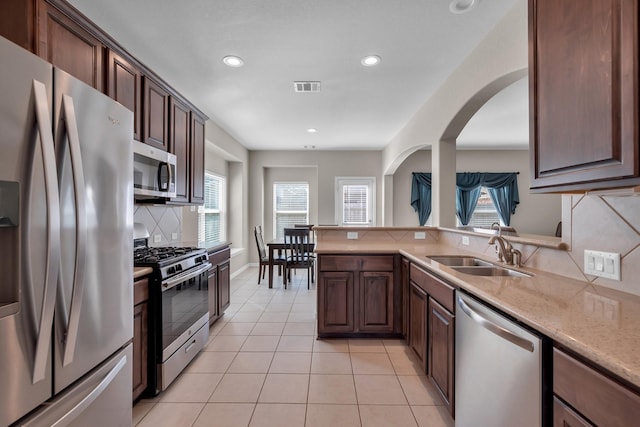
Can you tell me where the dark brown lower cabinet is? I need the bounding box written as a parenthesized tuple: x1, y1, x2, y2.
(132, 276, 149, 401)
(317, 254, 400, 337)
(409, 283, 427, 370)
(428, 297, 454, 415)
(318, 271, 355, 334)
(553, 348, 640, 427)
(208, 246, 231, 325)
(408, 262, 456, 417)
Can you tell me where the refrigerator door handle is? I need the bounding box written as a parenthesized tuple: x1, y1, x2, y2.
(31, 80, 62, 384)
(20, 352, 128, 427)
(56, 94, 87, 367)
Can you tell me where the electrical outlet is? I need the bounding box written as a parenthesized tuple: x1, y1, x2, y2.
(462, 236, 470, 246)
(171, 232, 178, 241)
(584, 249, 620, 281)
(190, 206, 196, 212)
(347, 231, 358, 240)
(154, 234, 162, 243)
(414, 231, 426, 240)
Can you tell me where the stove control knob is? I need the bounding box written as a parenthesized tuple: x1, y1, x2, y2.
(167, 266, 176, 275)
(176, 264, 183, 272)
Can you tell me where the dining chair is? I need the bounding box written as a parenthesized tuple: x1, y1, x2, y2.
(254, 225, 285, 284)
(283, 227, 315, 289)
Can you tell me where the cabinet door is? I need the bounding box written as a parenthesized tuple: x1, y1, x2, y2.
(38, 1, 104, 91)
(530, 0, 639, 192)
(401, 258, 410, 342)
(409, 282, 427, 371)
(190, 112, 206, 204)
(169, 97, 190, 203)
(318, 271, 355, 334)
(358, 271, 394, 333)
(132, 301, 148, 401)
(553, 397, 593, 427)
(107, 50, 141, 140)
(218, 260, 231, 313)
(142, 76, 169, 150)
(208, 268, 219, 325)
(428, 297, 454, 415)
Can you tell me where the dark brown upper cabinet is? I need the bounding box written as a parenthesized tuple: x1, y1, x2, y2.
(107, 50, 141, 141)
(190, 112, 206, 205)
(529, 0, 639, 192)
(143, 76, 169, 151)
(169, 97, 191, 203)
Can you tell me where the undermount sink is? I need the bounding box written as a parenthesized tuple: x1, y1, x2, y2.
(426, 255, 532, 278)
(426, 255, 494, 267)
(450, 265, 532, 278)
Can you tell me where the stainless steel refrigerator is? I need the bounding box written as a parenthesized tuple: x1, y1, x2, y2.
(0, 35, 133, 426)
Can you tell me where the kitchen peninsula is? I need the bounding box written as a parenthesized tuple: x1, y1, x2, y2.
(314, 226, 640, 424)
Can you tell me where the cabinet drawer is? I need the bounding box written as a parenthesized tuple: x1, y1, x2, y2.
(319, 255, 394, 272)
(208, 247, 231, 266)
(553, 348, 640, 426)
(410, 264, 455, 312)
(319, 256, 360, 271)
(133, 277, 149, 305)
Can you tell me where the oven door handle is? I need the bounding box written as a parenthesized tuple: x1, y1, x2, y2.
(162, 262, 212, 291)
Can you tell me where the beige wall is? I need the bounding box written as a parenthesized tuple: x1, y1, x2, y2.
(248, 150, 383, 263)
(393, 149, 562, 236)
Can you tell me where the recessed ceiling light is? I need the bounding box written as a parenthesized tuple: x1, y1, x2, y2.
(449, 0, 479, 14)
(304, 145, 317, 149)
(223, 55, 244, 67)
(307, 128, 317, 133)
(361, 55, 381, 67)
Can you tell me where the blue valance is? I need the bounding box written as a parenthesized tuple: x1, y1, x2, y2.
(410, 172, 520, 226)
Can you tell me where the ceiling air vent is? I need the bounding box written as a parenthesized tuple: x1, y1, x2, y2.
(294, 81, 321, 93)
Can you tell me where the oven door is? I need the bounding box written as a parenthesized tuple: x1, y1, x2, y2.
(159, 262, 211, 361)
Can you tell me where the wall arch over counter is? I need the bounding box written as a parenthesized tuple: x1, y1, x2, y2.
(382, 0, 528, 176)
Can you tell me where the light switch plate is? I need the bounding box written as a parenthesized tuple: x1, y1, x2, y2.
(154, 234, 162, 243)
(462, 236, 470, 246)
(347, 231, 358, 240)
(414, 231, 426, 240)
(584, 249, 620, 281)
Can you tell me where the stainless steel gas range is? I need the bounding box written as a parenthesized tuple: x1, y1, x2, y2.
(134, 240, 211, 394)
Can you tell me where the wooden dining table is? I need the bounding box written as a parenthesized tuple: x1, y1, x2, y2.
(266, 239, 315, 288)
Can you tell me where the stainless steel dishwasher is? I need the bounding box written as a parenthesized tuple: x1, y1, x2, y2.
(455, 291, 543, 427)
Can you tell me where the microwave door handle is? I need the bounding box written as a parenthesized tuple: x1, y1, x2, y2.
(157, 162, 170, 191)
(56, 95, 87, 367)
(31, 80, 61, 383)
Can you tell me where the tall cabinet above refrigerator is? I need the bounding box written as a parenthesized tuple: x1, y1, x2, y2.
(0, 35, 134, 426)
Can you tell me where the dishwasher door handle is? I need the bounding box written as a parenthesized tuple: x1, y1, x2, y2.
(457, 296, 535, 352)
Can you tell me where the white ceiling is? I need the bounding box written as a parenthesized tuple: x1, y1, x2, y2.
(66, 0, 526, 151)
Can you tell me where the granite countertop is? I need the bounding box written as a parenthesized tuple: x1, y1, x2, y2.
(315, 241, 640, 390)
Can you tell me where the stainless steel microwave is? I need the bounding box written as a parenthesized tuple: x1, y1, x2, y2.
(133, 141, 177, 200)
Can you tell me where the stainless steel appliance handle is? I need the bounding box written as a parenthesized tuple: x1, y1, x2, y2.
(162, 262, 212, 291)
(31, 80, 61, 383)
(57, 94, 87, 367)
(457, 295, 534, 352)
(157, 161, 172, 191)
(30, 353, 127, 427)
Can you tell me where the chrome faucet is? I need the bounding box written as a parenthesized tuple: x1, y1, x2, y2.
(488, 235, 522, 267)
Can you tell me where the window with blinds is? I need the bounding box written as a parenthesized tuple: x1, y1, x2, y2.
(335, 177, 375, 226)
(466, 187, 501, 228)
(198, 173, 226, 246)
(273, 182, 309, 240)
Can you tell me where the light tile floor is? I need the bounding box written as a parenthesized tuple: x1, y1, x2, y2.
(133, 267, 453, 427)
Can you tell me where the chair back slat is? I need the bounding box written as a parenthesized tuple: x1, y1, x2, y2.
(254, 226, 267, 259)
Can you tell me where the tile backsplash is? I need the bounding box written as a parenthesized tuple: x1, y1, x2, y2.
(134, 205, 183, 246)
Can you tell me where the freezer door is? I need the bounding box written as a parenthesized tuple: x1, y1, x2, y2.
(52, 68, 134, 393)
(17, 344, 133, 427)
(0, 36, 57, 426)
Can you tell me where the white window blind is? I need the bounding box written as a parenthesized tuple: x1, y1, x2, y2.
(273, 182, 308, 240)
(466, 187, 501, 228)
(198, 173, 225, 246)
(335, 177, 375, 226)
